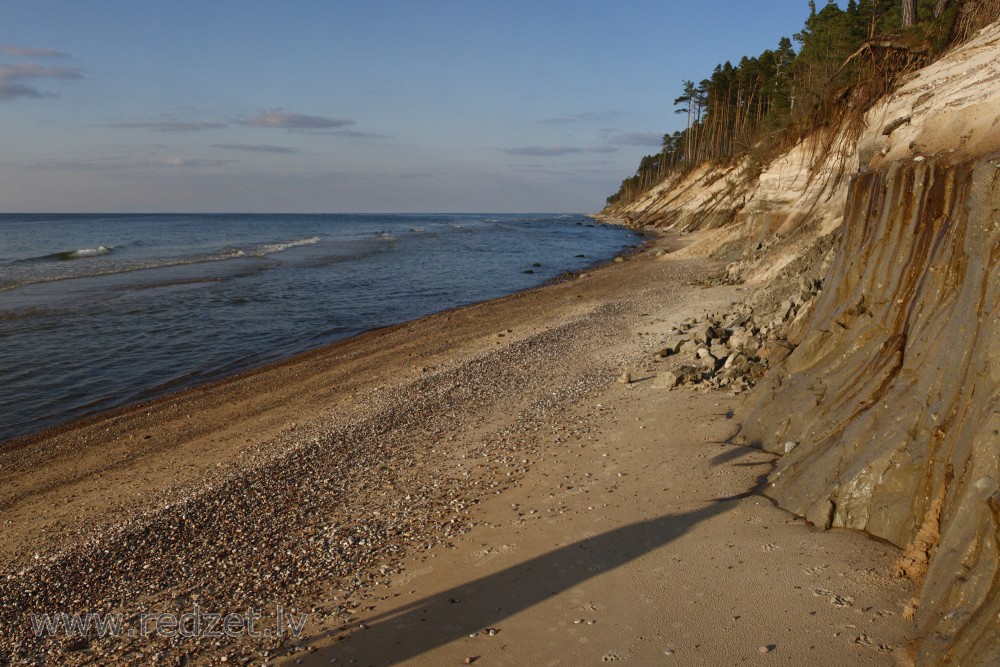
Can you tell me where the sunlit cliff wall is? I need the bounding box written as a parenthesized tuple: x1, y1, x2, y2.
(607, 21, 1000, 665)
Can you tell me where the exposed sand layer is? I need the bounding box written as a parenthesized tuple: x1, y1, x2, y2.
(0, 236, 914, 666)
(598, 21, 1000, 664)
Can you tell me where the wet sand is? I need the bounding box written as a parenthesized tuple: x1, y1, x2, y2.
(0, 234, 914, 666)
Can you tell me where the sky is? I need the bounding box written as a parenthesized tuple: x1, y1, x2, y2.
(1, 1, 820, 213)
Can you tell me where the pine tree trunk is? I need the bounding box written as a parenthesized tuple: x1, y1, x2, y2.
(933, 0, 949, 18)
(902, 0, 918, 26)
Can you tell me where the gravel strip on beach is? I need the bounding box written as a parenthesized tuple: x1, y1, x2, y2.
(0, 253, 710, 666)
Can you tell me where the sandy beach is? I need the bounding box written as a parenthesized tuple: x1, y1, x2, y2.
(0, 233, 915, 666)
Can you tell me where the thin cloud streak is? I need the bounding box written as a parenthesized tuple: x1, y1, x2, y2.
(100, 120, 229, 132)
(0, 45, 70, 59)
(0, 83, 45, 101)
(0, 62, 83, 82)
(502, 146, 583, 156)
(0, 61, 82, 102)
(502, 146, 617, 157)
(294, 129, 385, 139)
(14, 156, 235, 171)
(238, 109, 354, 129)
(537, 111, 621, 125)
(212, 143, 299, 154)
(610, 132, 664, 147)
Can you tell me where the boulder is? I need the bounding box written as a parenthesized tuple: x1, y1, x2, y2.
(723, 352, 751, 375)
(690, 322, 718, 344)
(652, 371, 681, 389)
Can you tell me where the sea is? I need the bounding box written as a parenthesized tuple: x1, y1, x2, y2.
(0, 213, 636, 444)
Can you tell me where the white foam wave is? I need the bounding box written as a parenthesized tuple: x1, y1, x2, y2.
(252, 236, 321, 256)
(65, 245, 113, 259)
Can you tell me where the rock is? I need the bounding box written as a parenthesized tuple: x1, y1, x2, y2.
(678, 365, 702, 384)
(727, 326, 761, 355)
(710, 343, 730, 360)
(698, 355, 719, 372)
(758, 340, 792, 366)
(784, 441, 799, 454)
(617, 372, 632, 384)
(696, 346, 713, 360)
(660, 338, 687, 355)
(780, 300, 795, 321)
(809, 499, 836, 531)
(691, 322, 718, 344)
(653, 372, 681, 389)
(883, 115, 911, 135)
(679, 340, 700, 355)
(724, 352, 751, 374)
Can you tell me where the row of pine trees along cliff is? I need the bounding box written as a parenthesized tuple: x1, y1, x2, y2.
(605, 0, 963, 207)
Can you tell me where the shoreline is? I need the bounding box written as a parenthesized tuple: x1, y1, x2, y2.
(0, 234, 914, 665)
(0, 216, 641, 450)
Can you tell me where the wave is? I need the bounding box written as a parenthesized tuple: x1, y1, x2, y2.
(47, 245, 114, 261)
(250, 235, 320, 257)
(0, 247, 248, 292)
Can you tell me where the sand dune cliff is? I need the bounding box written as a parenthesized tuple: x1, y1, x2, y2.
(603, 20, 1000, 665)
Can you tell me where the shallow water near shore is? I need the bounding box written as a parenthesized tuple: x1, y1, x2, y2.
(0, 213, 635, 444)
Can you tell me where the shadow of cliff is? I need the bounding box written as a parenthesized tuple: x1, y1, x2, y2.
(302, 498, 742, 665)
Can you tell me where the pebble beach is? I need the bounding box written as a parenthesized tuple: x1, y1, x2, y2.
(0, 234, 916, 666)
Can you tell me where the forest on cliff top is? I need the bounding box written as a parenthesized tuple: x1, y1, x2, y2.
(605, 0, 990, 207)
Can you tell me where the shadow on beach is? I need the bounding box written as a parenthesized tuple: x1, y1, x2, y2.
(302, 494, 748, 665)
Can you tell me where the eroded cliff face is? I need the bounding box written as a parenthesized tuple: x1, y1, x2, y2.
(740, 157, 999, 664)
(608, 21, 1000, 665)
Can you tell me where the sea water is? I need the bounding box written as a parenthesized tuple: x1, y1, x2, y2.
(0, 213, 635, 443)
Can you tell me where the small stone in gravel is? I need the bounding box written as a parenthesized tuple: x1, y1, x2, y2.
(465, 657, 479, 664)
(759, 645, 774, 653)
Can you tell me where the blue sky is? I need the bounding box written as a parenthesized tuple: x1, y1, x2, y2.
(1, 1, 818, 213)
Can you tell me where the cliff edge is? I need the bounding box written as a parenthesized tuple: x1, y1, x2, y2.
(604, 20, 1000, 666)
